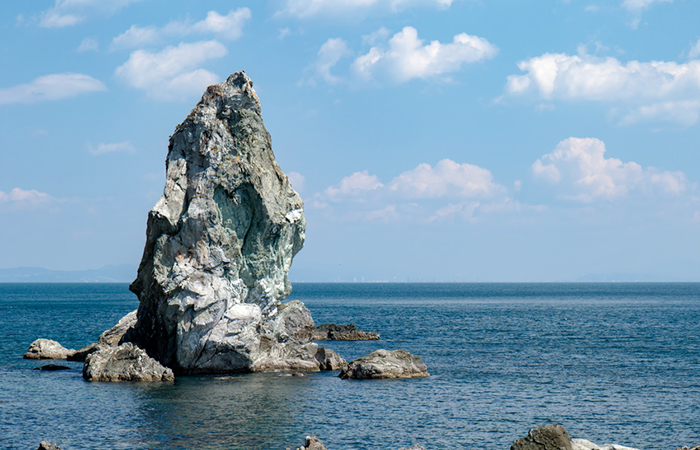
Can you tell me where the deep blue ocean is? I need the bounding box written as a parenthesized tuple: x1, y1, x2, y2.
(1, 283, 699, 450)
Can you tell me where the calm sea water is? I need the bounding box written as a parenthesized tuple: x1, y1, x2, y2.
(1, 283, 699, 450)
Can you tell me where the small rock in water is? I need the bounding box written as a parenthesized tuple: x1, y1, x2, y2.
(293, 436, 328, 450)
(38, 441, 62, 450)
(83, 343, 174, 382)
(34, 364, 70, 371)
(511, 424, 572, 450)
(511, 424, 640, 450)
(339, 349, 429, 379)
(313, 323, 379, 341)
(315, 346, 346, 370)
(24, 339, 75, 360)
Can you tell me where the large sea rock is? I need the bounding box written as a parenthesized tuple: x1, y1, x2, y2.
(126, 71, 317, 374)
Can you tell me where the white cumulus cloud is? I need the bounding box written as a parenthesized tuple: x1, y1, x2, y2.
(111, 9, 251, 50)
(621, 0, 672, 11)
(0, 188, 55, 208)
(353, 26, 498, 83)
(504, 52, 700, 125)
(305, 27, 497, 86)
(276, 0, 456, 18)
(114, 40, 227, 100)
(325, 171, 384, 201)
(389, 159, 505, 199)
(0, 73, 107, 105)
(532, 137, 687, 202)
(87, 141, 136, 155)
(39, 0, 143, 28)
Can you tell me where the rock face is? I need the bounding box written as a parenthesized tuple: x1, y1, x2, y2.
(83, 343, 174, 382)
(127, 71, 312, 374)
(24, 339, 75, 360)
(339, 349, 429, 379)
(512, 424, 572, 450)
(313, 323, 380, 341)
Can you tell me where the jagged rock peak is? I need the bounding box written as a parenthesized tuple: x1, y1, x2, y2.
(128, 71, 311, 374)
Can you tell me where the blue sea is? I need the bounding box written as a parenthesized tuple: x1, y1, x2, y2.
(1, 283, 699, 450)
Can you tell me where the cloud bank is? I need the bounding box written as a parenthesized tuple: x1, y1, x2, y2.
(0, 73, 107, 105)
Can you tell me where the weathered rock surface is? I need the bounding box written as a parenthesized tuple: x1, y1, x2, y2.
(511, 424, 572, 450)
(83, 343, 174, 382)
(67, 343, 101, 362)
(127, 71, 312, 374)
(315, 346, 346, 370)
(24, 339, 75, 360)
(339, 349, 429, 379)
(38, 441, 62, 450)
(313, 323, 380, 341)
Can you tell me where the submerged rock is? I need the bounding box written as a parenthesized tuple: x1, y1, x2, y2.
(34, 364, 70, 371)
(83, 343, 174, 382)
(127, 71, 313, 374)
(313, 323, 379, 341)
(24, 339, 75, 360)
(339, 349, 429, 379)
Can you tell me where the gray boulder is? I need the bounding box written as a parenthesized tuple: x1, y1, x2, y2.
(313, 323, 380, 341)
(127, 71, 310, 375)
(339, 349, 429, 379)
(315, 346, 346, 370)
(38, 441, 62, 450)
(24, 339, 75, 360)
(511, 424, 572, 450)
(83, 343, 174, 382)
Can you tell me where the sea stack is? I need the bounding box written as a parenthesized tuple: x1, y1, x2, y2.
(127, 71, 318, 374)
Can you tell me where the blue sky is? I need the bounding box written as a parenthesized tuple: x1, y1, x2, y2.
(1, 0, 699, 281)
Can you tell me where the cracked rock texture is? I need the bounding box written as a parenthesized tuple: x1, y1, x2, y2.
(83, 343, 174, 382)
(128, 71, 312, 374)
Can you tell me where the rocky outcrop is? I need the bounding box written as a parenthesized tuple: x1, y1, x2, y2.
(38, 441, 62, 450)
(24, 339, 75, 360)
(339, 349, 429, 379)
(126, 71, 314, 374)
(511, 425, 640, 450)
(313, 323, 379, 341)
(83, 343, 174, 382)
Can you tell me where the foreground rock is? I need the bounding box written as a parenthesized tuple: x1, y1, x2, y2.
(292, 436, 328, 450)
(512, 425, 640, 450)
(24, 339, 75, 360)
(313, 323, 379, 341)
(38, 442, 62, 450)
(339, 349, 429, 379)
(83, 343, 174, 382)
